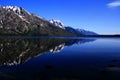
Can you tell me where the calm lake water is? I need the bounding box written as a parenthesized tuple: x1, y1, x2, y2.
(0, 37, 120, 80)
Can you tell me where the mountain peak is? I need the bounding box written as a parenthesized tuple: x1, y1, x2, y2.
(49, 19, 65, 29)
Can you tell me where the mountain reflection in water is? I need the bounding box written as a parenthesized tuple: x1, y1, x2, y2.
(0, 38, 95, 66)
(1, 37, 120, 80)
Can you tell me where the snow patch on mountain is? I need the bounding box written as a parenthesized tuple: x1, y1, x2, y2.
(3, 6, 21, 15)
(49, 19, 65, 29)
(3, 6, 31, 15)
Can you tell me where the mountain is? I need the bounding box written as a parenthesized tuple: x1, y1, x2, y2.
(0, 6, 74, 36)
(0, 5, 97, 36)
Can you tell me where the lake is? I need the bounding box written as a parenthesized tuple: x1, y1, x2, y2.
(0, 37, 120, 80)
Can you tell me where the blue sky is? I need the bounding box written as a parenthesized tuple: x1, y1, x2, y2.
(0, 0, 120, 34)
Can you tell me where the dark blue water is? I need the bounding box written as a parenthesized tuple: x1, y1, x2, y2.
(0, 37, 120, 80)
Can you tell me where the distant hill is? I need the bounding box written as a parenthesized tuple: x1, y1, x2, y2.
(65, 26, 97, 36)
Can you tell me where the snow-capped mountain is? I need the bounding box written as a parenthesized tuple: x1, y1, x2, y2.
(0, 5, 97, 36)
(49, 19, 65, 29)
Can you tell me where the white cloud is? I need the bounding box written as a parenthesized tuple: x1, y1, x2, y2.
(107, 0, 120, 8)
